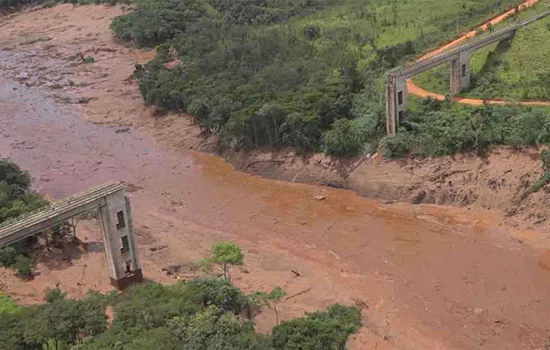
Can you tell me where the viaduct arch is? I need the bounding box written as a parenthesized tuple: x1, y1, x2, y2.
(385, 11, 550, 135)
(0, 182, 143, 290)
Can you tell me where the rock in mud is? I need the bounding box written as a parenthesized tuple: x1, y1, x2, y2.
(411, 190, 427, 205)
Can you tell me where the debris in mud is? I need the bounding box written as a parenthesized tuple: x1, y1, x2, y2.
(321, 181, 346, 189)
(285, 287, 312, 301)
(149, 245, 168, 253)
(162, 263, 184, 276)
(314, 195, 326, 201)
(411, 190, 427, 205)
(77, 97, 92, 104)
(114, 127, 130, 133)
(291, 269, 301, 277)
(126, 183, 143, 193)
(351, 297, 369, 309)
(16, 72, 28, 80)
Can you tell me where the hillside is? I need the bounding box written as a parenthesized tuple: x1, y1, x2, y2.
(112, 0, 523, 157)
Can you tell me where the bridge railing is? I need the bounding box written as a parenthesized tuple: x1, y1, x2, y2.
(0, 182, 124, 238)
(388, 10, 550, 79)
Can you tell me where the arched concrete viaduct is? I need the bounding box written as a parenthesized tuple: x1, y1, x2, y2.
(385, 10, 550, 135)
(0, 182, 142, 290)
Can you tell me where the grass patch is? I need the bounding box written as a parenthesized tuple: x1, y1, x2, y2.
(0, 294, 19, 314)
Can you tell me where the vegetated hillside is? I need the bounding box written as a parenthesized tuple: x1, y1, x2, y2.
(414, 2, 550, 101)
(112, 0, 522, 157)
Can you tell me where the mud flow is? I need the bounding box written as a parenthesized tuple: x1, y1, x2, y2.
(2, 4, 550, 349)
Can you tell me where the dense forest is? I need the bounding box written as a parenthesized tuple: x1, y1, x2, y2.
(110, 0, 532, 157)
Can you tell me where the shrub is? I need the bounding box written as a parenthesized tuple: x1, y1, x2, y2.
(13, 255, 33, 279)
(0, 246, 18, 267)
(272, 304, 362, 349)
(541, 149, 550, 172)
(323, 118, 365, 157)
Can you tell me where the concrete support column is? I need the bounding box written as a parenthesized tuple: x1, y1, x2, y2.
(459, 51, 473, 91)
(450, 51, 472, 95)
(98, 190, 143, 290)
(385, 75, 396, 136)
(385, 74, 408, 136)
(449, 57, 461, 96)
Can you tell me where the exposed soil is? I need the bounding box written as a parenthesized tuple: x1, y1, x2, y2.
(2, 4, 550, 350)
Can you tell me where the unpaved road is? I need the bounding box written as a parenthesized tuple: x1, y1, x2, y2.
(408, 0, 550, 107)
(2, 5, 550, 350)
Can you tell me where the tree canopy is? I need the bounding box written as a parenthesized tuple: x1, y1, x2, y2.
(0, 279, 362, 349)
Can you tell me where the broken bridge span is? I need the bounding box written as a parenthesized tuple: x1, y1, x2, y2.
(0, 181, 142, 289)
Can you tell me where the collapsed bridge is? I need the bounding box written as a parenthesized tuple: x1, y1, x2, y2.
(0, 182, 142, 289)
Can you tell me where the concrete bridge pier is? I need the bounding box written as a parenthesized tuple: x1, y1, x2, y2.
(385, 75, 408, 135)
(450, 50, 473, 95)
(98, 190, 143, 290)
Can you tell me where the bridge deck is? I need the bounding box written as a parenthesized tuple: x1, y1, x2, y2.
(388, 10, 550, 79)
(0, 181, 125, 247)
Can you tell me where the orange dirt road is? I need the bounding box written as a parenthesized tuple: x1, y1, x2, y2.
(408, 0, 550, 107)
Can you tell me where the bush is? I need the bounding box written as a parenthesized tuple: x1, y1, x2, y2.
(382, 103, 550, 157)
(323, 118, 366, 157)
(13, 255, 33, 279)
(272, 304, 362, 349)
(541, 149, 550, 172)
(0, 246, 18, 267)
(532, 173, 550, 193)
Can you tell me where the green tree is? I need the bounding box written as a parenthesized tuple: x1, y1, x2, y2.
(322, 118, 366, 157)
(205, 242, 244, 281)
(251, 287, 287, 325)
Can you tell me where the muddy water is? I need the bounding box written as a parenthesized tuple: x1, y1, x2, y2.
(3, 51, 550, 349)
